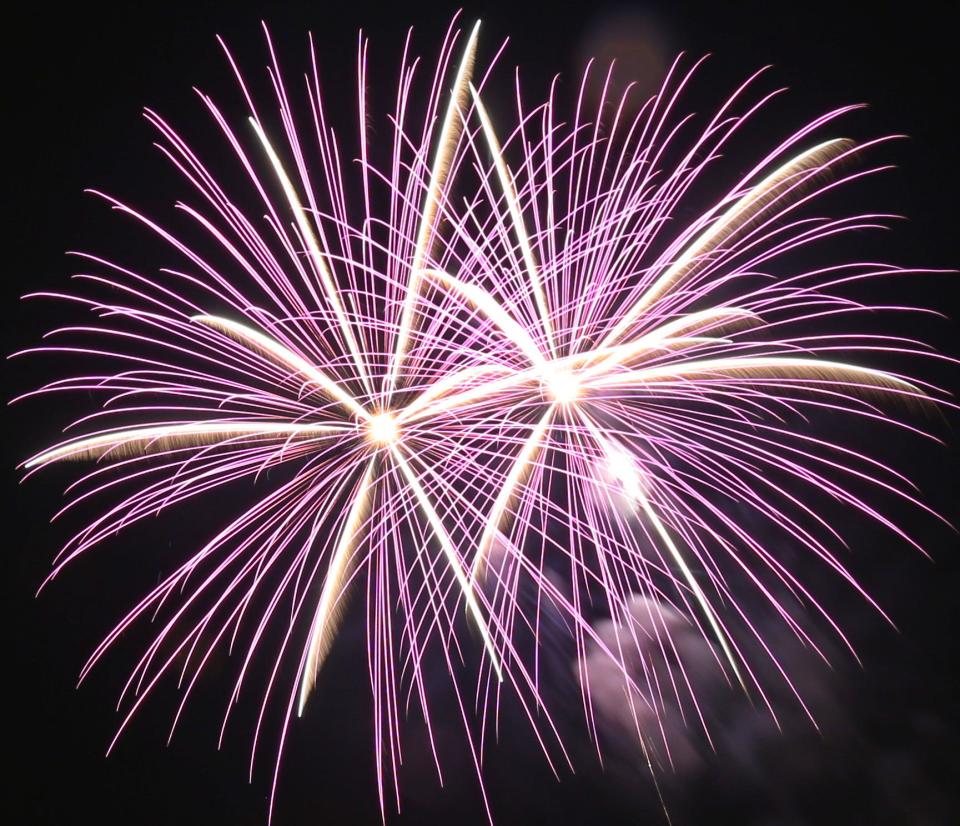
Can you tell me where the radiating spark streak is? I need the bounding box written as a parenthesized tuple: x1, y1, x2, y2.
(192, 314, 369, 420)
(388, 21, 481, 396)
(399, 308, 749, 424)
(24, 421, 346, 468)
(470, 405, 555, 584)
(633, 490, 747, 692)
(579, 411, 747, 691)
(397, 340, 660, 425)
(397, 334, 729, 425)
(632, 306, 761, 344)
(390, 443, 504, 682)
(469, 84, 557, 358)
(601, 139, 854, 348)
(397, 324, 735, 424)
(298, 458, 376, 715)
(397, 366, 539, 424)
(400, 363, 514, 421)
(580, 336, 732, 380)
(590, 355, 923, 397)
(422, 268, 545, 365)
(249, 118, 374, 397)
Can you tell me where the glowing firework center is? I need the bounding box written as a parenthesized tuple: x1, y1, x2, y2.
(541, 365, 581, 404)
(366, 411, 399, 444)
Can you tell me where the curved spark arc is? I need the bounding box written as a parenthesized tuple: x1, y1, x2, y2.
(590, 355, 924, 397)
(249, 118, 374, 398)
(468, 84, 557, 359)
(24, 421, 348, 468)
(192, 314, 369, 420)
(585, 307, 762, 374)
(388, 20, 481, 397)
(399, 363, 515, 421)
(422, 268, 546, 366)
(298, 457, 376, 715)
(599, 138, 855, 349)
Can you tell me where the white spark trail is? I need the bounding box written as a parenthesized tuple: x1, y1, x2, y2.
(25, 421, 347, 468)
(601, 139, 853, 348)
(298, 457, 376, 714)
(469, 84, 557, 358)
(193, 314, 369, 420)
(470, 404, 555, 584)
(250, 119, 374, 397)
(578, 411, 747, 691)
(391, 443, 504, 682)
(388, 21, 482, 396)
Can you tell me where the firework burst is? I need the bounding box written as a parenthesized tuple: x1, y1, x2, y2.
(16, 14, 952, 822)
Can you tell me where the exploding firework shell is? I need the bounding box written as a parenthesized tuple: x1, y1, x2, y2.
(16, 14, 951, 822)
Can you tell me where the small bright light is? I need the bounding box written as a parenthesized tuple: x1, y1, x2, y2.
(543, 367, 580, 404)
(366, 412, 399, 444)
(605, 444, 642, 500)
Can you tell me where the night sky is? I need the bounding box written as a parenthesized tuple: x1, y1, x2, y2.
(6, 2, 958, 824)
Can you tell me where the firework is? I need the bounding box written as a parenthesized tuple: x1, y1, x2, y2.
(17, 14, 950, 822)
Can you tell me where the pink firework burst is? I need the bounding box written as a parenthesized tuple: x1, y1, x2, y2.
(15, 14, 952, 822)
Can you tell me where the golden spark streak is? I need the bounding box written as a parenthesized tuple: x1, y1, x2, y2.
(579, 413, 747, 691)
(590, 355, 922, 396)
(397, 366, 541, 424)
(639, 307, 761, 340)
(400, 363, 515, 421)
(580, 306, 756, 375)
(601, 140, 853, 348)
(584, 337, 733, 376)
(388, 21, 482, 395)
(422, 268, 545, 365)
(192, 315, 369, 420)
(470, 404, 554, 584)
(634, 487, 747, 690)
(25, 421, 346, 468)
(390, 443, 504, 681)
(298, 458, 376, 715)
(397, 327, 735, 425)
(249, 118, 374, 397)
(469, 84, 557, 358)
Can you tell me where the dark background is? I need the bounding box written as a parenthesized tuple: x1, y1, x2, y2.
(5, 1, 958, 824)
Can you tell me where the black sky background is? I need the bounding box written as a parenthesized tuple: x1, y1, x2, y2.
(5, 1, 959, 824)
